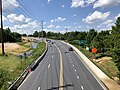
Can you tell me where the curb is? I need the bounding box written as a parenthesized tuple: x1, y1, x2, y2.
(62, 41, 120, 90)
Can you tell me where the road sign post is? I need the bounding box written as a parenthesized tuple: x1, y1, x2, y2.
(92, 48, 97, 59)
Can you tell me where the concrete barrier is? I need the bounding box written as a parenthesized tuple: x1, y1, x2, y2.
(8, 41, 48, 90)
(62, 41, 120, 90)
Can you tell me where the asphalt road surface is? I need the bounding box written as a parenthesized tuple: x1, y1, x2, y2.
(18, 40, 105, 90)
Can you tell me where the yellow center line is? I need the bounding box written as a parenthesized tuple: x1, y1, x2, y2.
(55, 44, 63, 90)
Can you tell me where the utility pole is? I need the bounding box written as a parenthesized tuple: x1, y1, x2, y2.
(41, 20, 43, 42)
(0, 0, 5, 55)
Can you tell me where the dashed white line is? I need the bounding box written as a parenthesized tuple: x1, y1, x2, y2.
(77, 76, 79, 79)
(81, 85, 84, 90)
(75, 69, 76, 72)
(48, 64, 50, 68)
(52, 55, 54, 58)
(73, 64, 74, 67)
(38, 87, 41, 90)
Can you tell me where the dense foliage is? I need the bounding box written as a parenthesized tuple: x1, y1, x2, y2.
(0, 28, 21, 42)
(32, 17, 120, 78)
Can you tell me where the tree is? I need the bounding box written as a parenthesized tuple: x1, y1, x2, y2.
(110, 17, 120, 77)
(86, 29, 97, 47)
(76, 32, 87, 40)
(33, 31, 38, 37)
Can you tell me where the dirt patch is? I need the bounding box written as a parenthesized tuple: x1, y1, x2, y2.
(0, 43, 29, 55)
(93, 57, 112, 63)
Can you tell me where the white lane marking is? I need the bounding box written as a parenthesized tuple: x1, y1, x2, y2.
(48, 64, 50, 68)
(81, 86, 84, 90)
(52, 55, 54, 58)
(73, 64, 74, 67)
(77, 76, 79, 79)
(38, 87, 41, 90)
(75, 69, 76, 72)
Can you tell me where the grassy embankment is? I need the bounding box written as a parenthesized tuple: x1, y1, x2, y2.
(0, 42, 46, 90)
(73, 44, 119, 80)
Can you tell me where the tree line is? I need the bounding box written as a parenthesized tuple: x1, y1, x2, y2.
(0, 28, 21, 42)
(31, 16, 120, 77)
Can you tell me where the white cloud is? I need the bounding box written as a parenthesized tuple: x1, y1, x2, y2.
(71, 0, 96, 8)
(82, 11, 110, 23)
(74, 14, 77, 17)
(51, 17, 66, 23)
(115, 14, 120, 19)
(103, 19, 113, 25)
(0, 15, 7, 21)
(55, 17, 66, 22)
(94, 0, 120, 8)
(3, 0, 19, 11)
(62, 5, 65, 8)
(5, 20, 40, 34)
(56, 26, 61, 28)
(48, 0, 51, 4)
(48, 24, 55, 28)
(7, 13, 31, 24)
(71, 0, 85, 8)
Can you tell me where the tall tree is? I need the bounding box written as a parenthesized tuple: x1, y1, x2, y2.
(86, 29, 97, 47)
(111, 17, 120, 77)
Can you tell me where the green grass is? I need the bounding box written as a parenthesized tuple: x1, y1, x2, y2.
(73, 44, 119, 79)
(74, 44, 93, 58)
(0, 42, 46, 90)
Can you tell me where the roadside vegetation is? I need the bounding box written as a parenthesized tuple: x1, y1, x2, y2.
(0, 40, 46, 90)
(31, 16, 120, 83)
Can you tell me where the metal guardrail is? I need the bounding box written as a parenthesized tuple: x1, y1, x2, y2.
(8, 42, 48, 90)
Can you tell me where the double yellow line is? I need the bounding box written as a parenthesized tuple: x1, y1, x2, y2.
(55, 44, 63, 90)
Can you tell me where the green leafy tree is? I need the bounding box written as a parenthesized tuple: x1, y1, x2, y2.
(33, 31, 38, 37)
(86, 29, 97, 47)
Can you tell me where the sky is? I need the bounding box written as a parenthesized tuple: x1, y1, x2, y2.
(1, 0, 120, 34)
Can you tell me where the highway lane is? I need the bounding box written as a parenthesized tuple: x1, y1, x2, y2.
(18, 43, 60, 90)
(55, 41, 105, 90)
(18, 40, 105, 90)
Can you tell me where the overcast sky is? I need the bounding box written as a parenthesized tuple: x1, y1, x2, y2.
(1, 0, 120, 34)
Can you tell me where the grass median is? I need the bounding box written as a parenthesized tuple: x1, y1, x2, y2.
(0, 42, 46, 90)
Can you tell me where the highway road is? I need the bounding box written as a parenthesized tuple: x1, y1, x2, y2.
(18, 40, 105, 90)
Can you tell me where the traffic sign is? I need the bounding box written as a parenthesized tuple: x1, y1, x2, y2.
(92, 48, 97, 53)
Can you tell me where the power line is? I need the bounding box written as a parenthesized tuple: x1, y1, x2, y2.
(17, 0, 38, 20)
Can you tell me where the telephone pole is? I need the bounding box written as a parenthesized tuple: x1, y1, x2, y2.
(41, 20, 43, 42)
(0, 0, 5, 55)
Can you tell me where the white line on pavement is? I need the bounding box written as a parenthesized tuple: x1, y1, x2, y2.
(73, 64, 74, 67)
(81, 85, 84, 90)
(52, 55, 54, 58)
(77, 76, 79, 79)
(75, 69, 76, 72)
(48, 64, 50, 68)
(38, 87, 41, 90)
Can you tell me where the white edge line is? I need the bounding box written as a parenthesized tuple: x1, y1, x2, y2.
(17, 72, 33, 90)
(74, 52, 107, 90)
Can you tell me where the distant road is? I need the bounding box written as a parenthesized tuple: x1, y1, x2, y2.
(18, 40, 105, 90)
